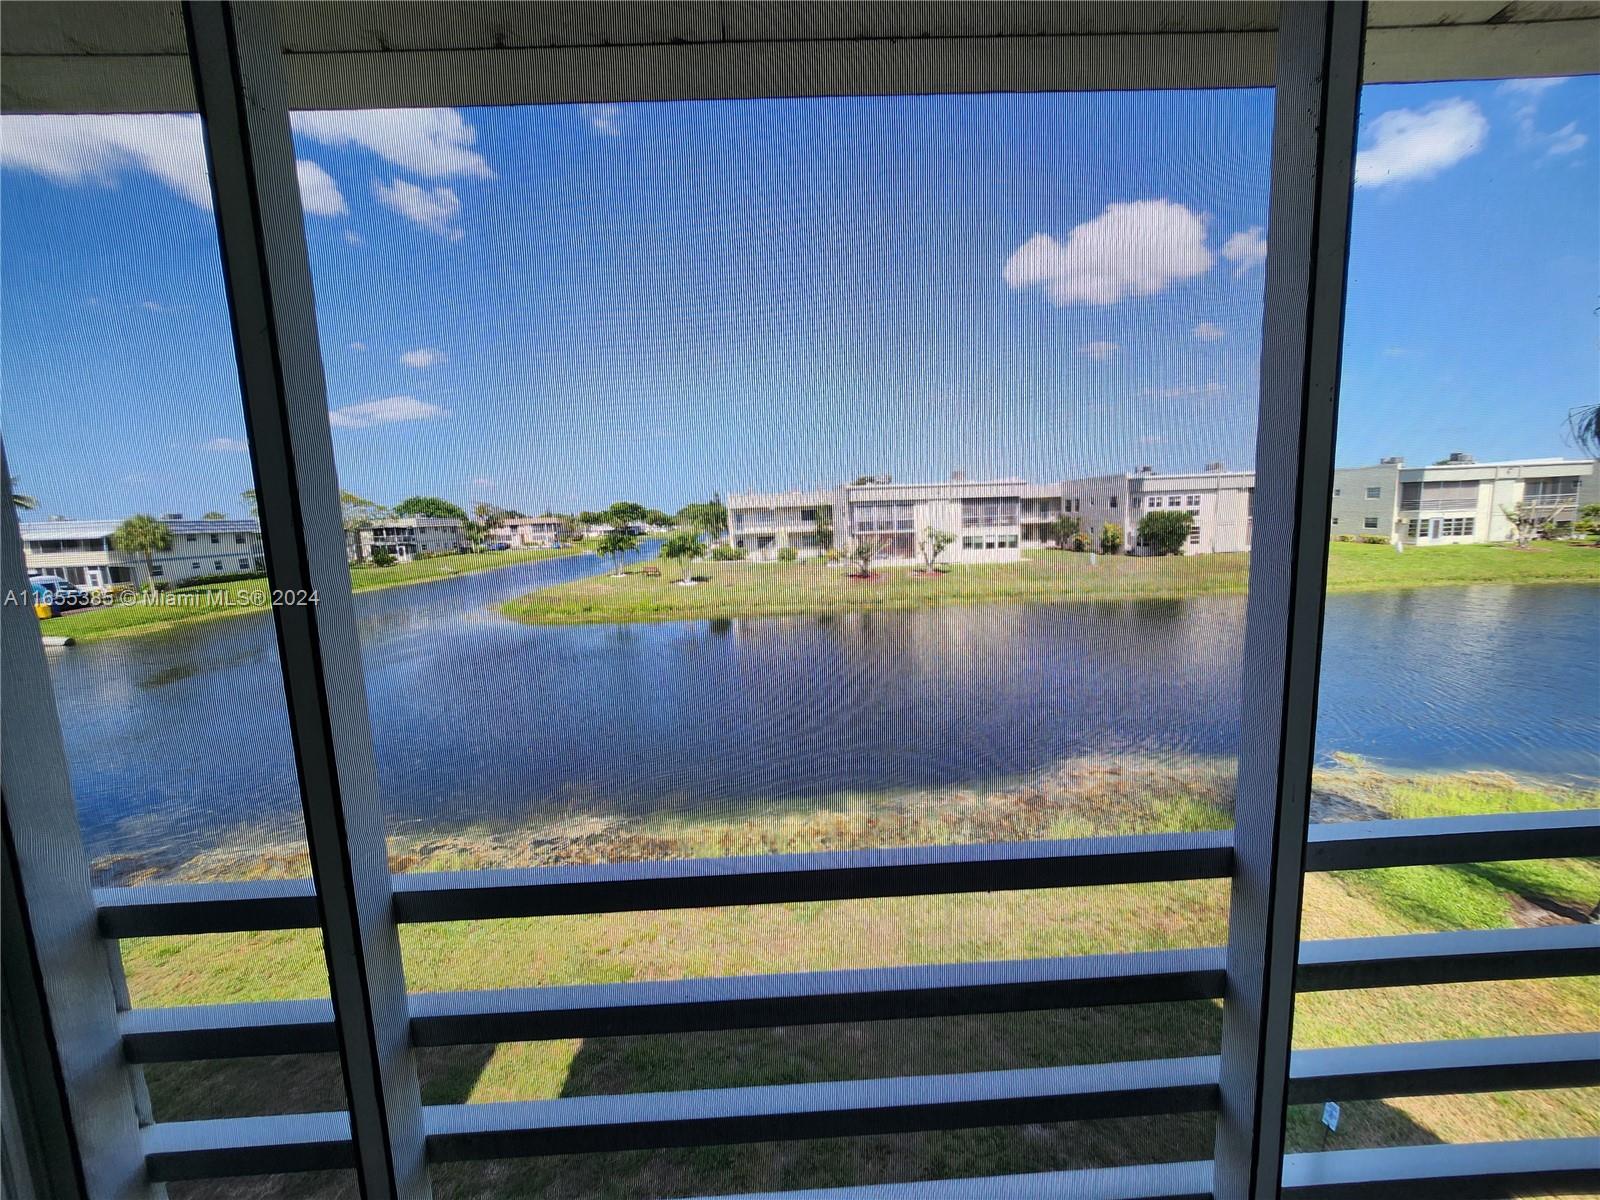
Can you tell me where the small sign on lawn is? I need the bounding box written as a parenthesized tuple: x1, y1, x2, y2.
(1322, 1100, 1341, 1132)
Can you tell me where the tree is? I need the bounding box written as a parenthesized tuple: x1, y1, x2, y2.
(1099, 522, 1124, 554)
(595, 528, 639, 575)
(577, 510, 607, 529)
(340, 490, 387, 562)
(111, 515, 172, 591)
(557, 515, 582, 541)
(677, 498, 728, 540)
(643, 508, 674, 529)
(1574, 503, 1600, 541)
(1501, 501, 1551, 549)
(1047, 513, 1081, 550)
(813, 504, 834, 551)
(604, 501, 650, 530)
(1137, 510, 1193, 556)
(202, 511, 227, 520)
(369, 547, 396, 567)
(9, 476, 38, 510)
(847, 536, 884, 577)
(1567, 405, 1598, 456)
(659, 530, 704, 581)
(393, 496, 469, 522)
(919, 527, 955, 570)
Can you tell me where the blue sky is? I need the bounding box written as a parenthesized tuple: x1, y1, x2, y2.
(1, 77, 1594, 520)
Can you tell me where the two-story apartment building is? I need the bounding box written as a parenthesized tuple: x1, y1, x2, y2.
(346, 516, 463, 563)
(20, 516, 266, 589)
(1329, 454, 1595, 545)
(492, 515, 568, 547)
(727, 478, 1030, 563)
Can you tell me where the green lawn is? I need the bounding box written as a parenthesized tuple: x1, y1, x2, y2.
(117, 759, 1598, 1200)
(44, 545, 586, 644)
(503, 541, 1599, 627)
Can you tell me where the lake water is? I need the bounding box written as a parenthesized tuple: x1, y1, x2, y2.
(41, 550, 1600, 865)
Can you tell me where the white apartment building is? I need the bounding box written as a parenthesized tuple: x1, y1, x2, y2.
(1124, 466, 1256, 555)
(727, 478, 1031, 564)
(20, 517, 265, 589)
(1330, 454, 1596, 545)
(346, 516, 463, 563)
(493, 515, 568, 547)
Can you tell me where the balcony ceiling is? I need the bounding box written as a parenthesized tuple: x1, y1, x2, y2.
(2, 1, 1596, 113)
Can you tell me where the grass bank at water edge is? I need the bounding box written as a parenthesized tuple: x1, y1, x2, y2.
(503, 540, 1600, 627)
(40, 544, 587, 644)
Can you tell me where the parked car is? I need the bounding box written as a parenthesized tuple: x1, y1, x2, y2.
(29, 576, 94, 612)
(486, 542, 512, 551)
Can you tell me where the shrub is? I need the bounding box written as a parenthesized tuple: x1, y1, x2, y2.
(1070, 532, 1092, 552)
(1358, 535, 1389, 545)
(1099, 522, 1123, 554)
(1136, 510, 1193, 556)
(711, 544, 747, 561)
(370, 547, 397, 567)
(776, 546, 798, 562)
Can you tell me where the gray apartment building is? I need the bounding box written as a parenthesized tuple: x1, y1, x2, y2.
(1329, 453, 1595, 545)
(345, 516, 464, 563)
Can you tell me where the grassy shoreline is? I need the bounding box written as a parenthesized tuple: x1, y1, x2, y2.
(122, 757, 1597, 1199)
(503, 541, 1599, 627)
(43, 544, 587, 644)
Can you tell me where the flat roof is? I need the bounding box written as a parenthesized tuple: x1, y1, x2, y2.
(20, 519, 262, 539)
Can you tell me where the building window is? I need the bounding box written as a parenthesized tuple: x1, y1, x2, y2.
(186, 534, 196, 542)
(1365, 486, 1381, 499)
(238, 558, 250, 570)
(1148, 496, 1162, 509)
(213, 560, 224, 571)
(1109, 496, 1118, 508)
(799, 508, 816, 522)
(1186, 495, 1201, 507)
(1333, 487, 1341, 497)
(254, 557, 265, 569)
(959, 498, 1018, 528)
(1332, 517, 1340, 525)
(235, 533, 247, 544)
(1363, 516, 1379, 529)
(149, 565, 163, 578)
(190, 561, 201, 569)
(1188, 527, 1201, 545)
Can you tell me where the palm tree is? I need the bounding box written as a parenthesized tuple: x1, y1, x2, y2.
(110, 515, 172, 591)
(9, 476, 38, 510)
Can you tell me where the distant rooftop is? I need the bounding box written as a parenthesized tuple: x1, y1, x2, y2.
(19, 518, 261, 539)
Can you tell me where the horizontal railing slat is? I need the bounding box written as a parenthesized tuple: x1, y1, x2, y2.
(1280, 1137, 1600, 1197)
(143, 1110, 353, 1182)
(121, 998, 338, 1064)
(138, 1051, 1600, 1183)
(117, 926, 1597, 1063)
(670, 1138, 1600, 1200)
(1305, 809, 1600, 873)
(96, 878, 319, 937)
(1288, 1032, 1600, 1103)
(422, 1055, 1220, 1161)
(410, 948, 1226, 1047)
(95, 810, 1598, 938)
(1296, 925, 1600, 992)
(391, 831, 1233, 923)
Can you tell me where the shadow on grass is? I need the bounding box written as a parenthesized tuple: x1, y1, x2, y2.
(149, 999, 1447, 1200)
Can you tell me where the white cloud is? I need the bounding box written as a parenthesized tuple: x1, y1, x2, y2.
(1220, 227, 1267, 277)
(1543, 122, 1588, 156)
(471, 477, 496, 490)
(204, 437, 249, 453)
(1141, 381, 1224, 401)
(348, 341, 368, 352)
(1079, 340, 1120, 362)
(1354, 99, 1487, 188)
(343, 229, 365, 246)
(400, 347, 447, 369)
(290, 109, 494, 179)
(1192, 321, 1225, 341)
(1498, 78, 1566, 99)
(295, 159, 347, 216)
(582, 105, 623, 137)
(1003, 199, 1214, 307)
(374, 178, 464, 241)
(327, 395, 449, 429)
(0, 113, 211, 208)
